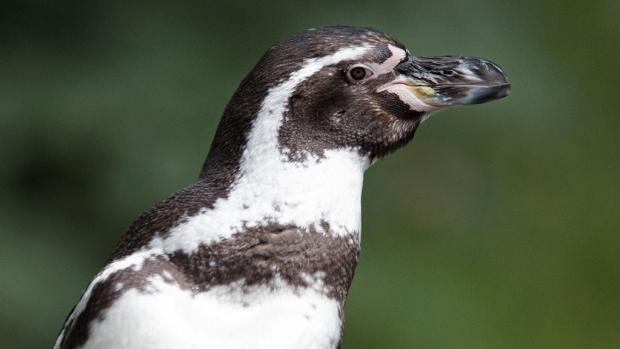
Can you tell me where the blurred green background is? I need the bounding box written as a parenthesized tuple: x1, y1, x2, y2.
(1, 0, 619, 348)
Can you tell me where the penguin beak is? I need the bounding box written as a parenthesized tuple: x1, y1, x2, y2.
(382, 55, 510, 111)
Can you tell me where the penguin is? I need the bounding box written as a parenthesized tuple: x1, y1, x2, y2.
(54, 26, 509, 349)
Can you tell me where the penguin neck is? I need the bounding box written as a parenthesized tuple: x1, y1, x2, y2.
(205, 118, 371, 228)
(163, 145, 369, 254)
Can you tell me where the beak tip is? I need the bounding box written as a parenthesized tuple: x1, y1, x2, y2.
(467, 83, 511, 104)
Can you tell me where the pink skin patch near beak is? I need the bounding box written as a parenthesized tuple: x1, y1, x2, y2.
(377, 79, 439, 113)
(375, 45, 439, 114)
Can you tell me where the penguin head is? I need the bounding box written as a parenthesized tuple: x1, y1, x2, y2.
(204, 26, 509, 175)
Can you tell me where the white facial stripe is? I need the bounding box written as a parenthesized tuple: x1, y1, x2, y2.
(242, 45, 371, 176)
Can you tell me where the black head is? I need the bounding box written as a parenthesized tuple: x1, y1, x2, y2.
(201, 26, 509, 178)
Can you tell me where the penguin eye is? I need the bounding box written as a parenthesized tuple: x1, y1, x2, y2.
(346, 64, 373, 82)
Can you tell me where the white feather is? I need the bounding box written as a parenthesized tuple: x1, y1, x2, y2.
(79, 276, 341, 349)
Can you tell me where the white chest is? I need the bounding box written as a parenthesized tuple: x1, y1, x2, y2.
(79, 278, 342, 349)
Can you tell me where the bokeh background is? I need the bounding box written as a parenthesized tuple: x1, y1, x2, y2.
(2, 0, 619, 348)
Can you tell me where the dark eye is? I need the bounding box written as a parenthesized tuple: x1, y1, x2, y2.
(346, 64, 373, 83)
(349, 66, 366, 80)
